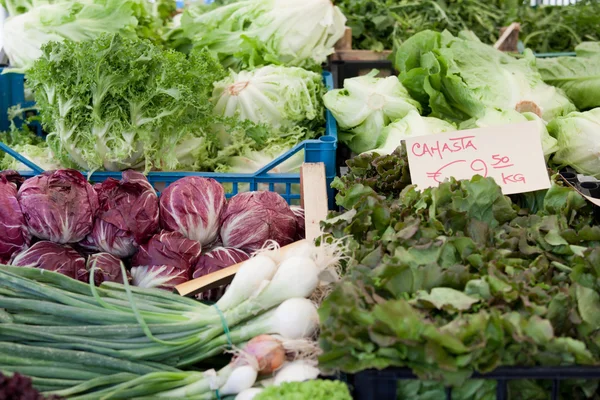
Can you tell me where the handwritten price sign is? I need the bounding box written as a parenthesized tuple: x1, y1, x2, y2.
(405, 121, 551, 195)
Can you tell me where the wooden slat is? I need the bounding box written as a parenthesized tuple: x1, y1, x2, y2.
(495, 23, 520, 52)
(335, 27, 353, 51)
(330, 50, 392, 62)
(300, 163, 328, 241)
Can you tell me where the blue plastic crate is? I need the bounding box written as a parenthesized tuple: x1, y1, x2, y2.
(0, 72, 338, 209)
(0, 68, 41, 134)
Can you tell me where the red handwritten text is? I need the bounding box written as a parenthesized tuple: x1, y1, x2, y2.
(491, 154, 514, 169)
(502, 173, 526, 184)
(470, 159, 488, 177)
(426, 160, 466, 183)
(411, 136, 477, 160)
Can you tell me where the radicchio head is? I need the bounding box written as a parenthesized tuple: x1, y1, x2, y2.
(11, 241, 85, 279)
(220, 191, 297, 252)
(78, 252, 131, 286)
(17, 169, 98, 243)
(159, 177, 226, 246)
(90, 170, 159, 257)
(131, 231, 202, 290)
(0, 172, 30, 263)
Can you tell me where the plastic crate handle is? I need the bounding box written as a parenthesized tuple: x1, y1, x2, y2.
(0, 141, 45, 174)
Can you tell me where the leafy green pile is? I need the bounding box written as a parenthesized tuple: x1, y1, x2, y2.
(518, 1, 600, 54)
(172, 0, 346, 71)
(332, 0, 600, 54)
(335, 0, 513, 52)
(331, 145, 412, 209)
(319, 150, 600, 394)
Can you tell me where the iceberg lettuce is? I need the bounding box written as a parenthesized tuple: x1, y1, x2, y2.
(323, 71, 421, 154)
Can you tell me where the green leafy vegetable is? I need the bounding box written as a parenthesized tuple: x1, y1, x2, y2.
(212, 65, 325, 131)
(27, 33, 226, 172)
(2, 0, 140, 72)
(332, 145, 412, 209)
(394, 30, 576, 123)
(518, 1, 600, 54)
(333, 0, 511, 52)
(176, 0, 346, 70)
(319, 150, 600, 388)
(547, 108, 600, 178)
(363, 110, 456, 155)
(323, 71, 421, 153)
(333, 0, 600, 54)
(575, 41, 600, 57)
(255, 380, 352, 400)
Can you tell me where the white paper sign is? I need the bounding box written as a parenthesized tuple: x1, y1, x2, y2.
(405, 121, 551, 195)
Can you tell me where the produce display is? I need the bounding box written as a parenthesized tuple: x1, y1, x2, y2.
(0, 0, 338, 175)
(3, 0, 600, 399)
(326, 29, 600, 182)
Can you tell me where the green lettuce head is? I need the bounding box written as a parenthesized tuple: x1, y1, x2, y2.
(394, 30, 576, 123)
(548, 108, 600, 178)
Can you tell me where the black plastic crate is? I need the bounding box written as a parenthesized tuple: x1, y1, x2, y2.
(351, 367, 600, 400)
(329, 59, 395, 89)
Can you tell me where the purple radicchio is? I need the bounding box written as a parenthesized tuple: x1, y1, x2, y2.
(193, 247, 249, 301)
(159, 177, 226, 246)
(90, 170, 159, 257)
(130, 265, 189, 291)
(78, 252, 131, 286)
(290, 206, 305, 240)
(0, 173, 31, 264)
(131, 231, 202, 290)
(11, 241, 85, 279)
(220, 191, 297, 252)
(17, 169, 99, 243)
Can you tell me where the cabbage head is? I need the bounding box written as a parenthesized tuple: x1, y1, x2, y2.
(548, 108, 600, 178)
